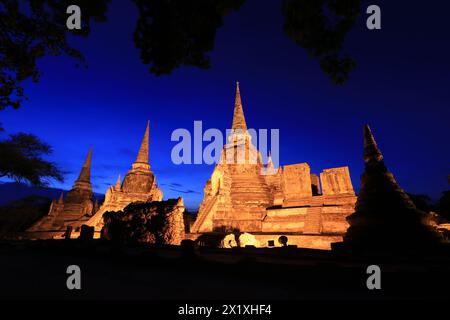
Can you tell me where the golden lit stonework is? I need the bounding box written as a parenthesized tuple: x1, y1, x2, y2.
(85, 121, 163, 232)
(189, 83, 357, 249)
(28, 122, 163, 238)
(28, 146, 98, 234)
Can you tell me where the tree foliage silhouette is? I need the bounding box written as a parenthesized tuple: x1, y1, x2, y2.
(133, 0, 362, 84)
(133, 0, 245, 75)
(130, 0, 362, 84)
(0, 0, 109, 110)
(0, 0, 364, 111)
(282, 0, 362, 84)
(0, 0, 365, 186)
(0, 133, 63, 186)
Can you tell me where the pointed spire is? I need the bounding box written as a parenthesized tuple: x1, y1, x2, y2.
(267, 152, 274, 169)
(364, 124, 383, 165)
(77, 145, 92, 183)
(58, 192, 64, 204)
(115, 174, 121, 190)
(135, 121, 150, 164)
(231, 82, 247, 131)
(343, 124, 443, 253)
(235, 81, 242, 106)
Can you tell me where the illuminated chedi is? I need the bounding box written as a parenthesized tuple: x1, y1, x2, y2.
(85, 121, 163, 231)
(190, 83, 357, 249)
(28, 122, 164, 238)
(28, 146, 98, 232)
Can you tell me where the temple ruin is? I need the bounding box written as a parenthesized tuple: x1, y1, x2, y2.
(189, 83, 357, 249)
(28, 122, 164, 238)
(85, 121, 163, 232)
(28, 146, 99, 234)
(28, 86, 356, 247)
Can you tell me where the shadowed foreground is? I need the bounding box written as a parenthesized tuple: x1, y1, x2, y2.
(1, 240, 450, 300)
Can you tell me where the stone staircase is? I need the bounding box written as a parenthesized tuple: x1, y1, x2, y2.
(230, 175, 271, 203)
(191, 197, 218, 233)
(230, 175, 271, 217)
(303, 206, 322, 234)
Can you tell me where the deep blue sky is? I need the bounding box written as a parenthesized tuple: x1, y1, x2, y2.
(1, 0, 449, 209)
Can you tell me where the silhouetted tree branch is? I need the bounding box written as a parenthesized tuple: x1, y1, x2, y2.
(0, 0, 109, 110)
(0, 133, 63, 186)
(132, 0, 362, 83)
(282, 0, 362, 84)
(1, 0, 366, 111)
(133, 0, 245, 75)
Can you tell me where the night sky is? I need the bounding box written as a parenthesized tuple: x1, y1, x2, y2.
(1, 0, 449, 210)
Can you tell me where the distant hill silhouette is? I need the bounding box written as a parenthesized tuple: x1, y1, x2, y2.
(0, 182, 104, 206)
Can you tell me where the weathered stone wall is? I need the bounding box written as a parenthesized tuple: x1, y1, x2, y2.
(262, 207, 307, 232)
(213, 219, 262, 233)
(282, 163, 312, 200)
(121, 170, 155, 194)
(264, 169, 283, 205)
(102, 198, 185, 245)
(320, 167, 354, 196)
(86, 171, 163, 230)
(321, 210, 351, 234)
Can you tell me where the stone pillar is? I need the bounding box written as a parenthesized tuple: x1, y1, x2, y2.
(320, 167, 354, 196)
(282, 163, 312, 201)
